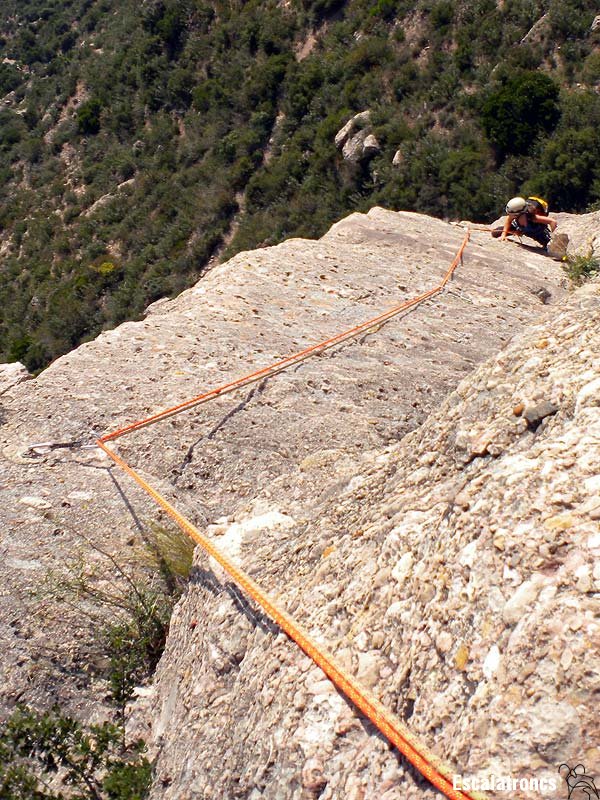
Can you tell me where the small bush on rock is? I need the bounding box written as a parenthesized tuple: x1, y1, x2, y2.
(0, 706, 151, 800)
(562, 251, 600, 285)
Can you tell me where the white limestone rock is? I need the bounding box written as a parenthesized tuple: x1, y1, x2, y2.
(0, 361, 31, 394)
(334, 110, 371, 149)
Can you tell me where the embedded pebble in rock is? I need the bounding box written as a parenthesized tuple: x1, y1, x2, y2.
(522, 400, 559, 428)
(0, 208, 599, 797)
(18, 495, 53, 510)
(391, 551, 413, 583)
(502, 576, 545, 625)
(482, 645, 500, 680)
(302, 757, 328, 793)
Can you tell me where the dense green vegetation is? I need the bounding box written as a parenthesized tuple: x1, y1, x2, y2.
(0, 706, 151, 799)
(0, 0, 598, 371)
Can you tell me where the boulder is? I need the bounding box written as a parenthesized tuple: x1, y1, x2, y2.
(362, 133, 381, 158)
(335, 111, 381, 163)
(342, 128, 369, 163)
(341, 130, 381, 163)
(334, 110, 371, 149)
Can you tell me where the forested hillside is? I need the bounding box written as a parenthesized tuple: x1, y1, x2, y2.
(0, 0, 598, 371)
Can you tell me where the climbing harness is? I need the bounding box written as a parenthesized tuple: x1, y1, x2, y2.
(96, 228, 488, 800)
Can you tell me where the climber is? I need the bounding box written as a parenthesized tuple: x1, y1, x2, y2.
(491, 196, 568, 258)
(491, 196, 555, 245)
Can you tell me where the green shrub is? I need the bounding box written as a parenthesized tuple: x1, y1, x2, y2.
(301, 0, 346, 22)
(393, 62, 420, 99)
(7, 333, 33, 363)
(77, 97, 103, 135)
(0, 706, 151, 800)
(104, 586, 173, 710)
(42, 523, 193, 713)
(438, 146, 492, 218)
(0, 62, 22, 95)
(0, 111, 25, 148)
(562, 252, 600, 285)
(345, 37, 392, 72)
(534, 127, 600, 210)
(430, 0, 454, 31)
(368, 0, 400, 21)
(145, 3, 188, 58)
(243, 53, 290, 108)
(481, 71, 560, 158)
(582, 50, 600, 85)
(547, 0, 595, 40)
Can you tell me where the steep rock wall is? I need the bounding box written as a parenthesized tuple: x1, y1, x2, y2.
(137, 276, 600, 800)
(0, 208, 598, 787)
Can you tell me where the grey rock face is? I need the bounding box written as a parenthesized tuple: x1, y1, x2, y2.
(362, 133, 381, 158)
(335, 111, 381, 163)
(341, 129, 370, 163)
(138, 273, 600, 800)
(0, 362, 31, 395)
(1, 208, 598, 796)
(334, 110, 371, 149)
(340, 130, 381, 163)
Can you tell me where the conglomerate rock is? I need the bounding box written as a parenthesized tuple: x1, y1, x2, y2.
(133, 273, 600, 798)
(1, 208, 598, 796)
(0, 361, 31, 394)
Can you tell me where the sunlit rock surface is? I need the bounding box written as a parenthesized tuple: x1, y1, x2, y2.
(1, 208, 598, 796)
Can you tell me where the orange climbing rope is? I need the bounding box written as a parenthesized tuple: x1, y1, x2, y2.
(454, 224, 494, 233)
(97, 439, 484, 800)
(98, 229, 488, 800)
(101, 231, 470, 443)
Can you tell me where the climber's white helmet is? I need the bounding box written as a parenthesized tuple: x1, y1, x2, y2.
(505, 196, 528, 215)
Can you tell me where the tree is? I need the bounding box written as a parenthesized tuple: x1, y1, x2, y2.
(533, 128, 600, 210)
(481, 71, 560, 159)
(77, 97, 103, 135)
